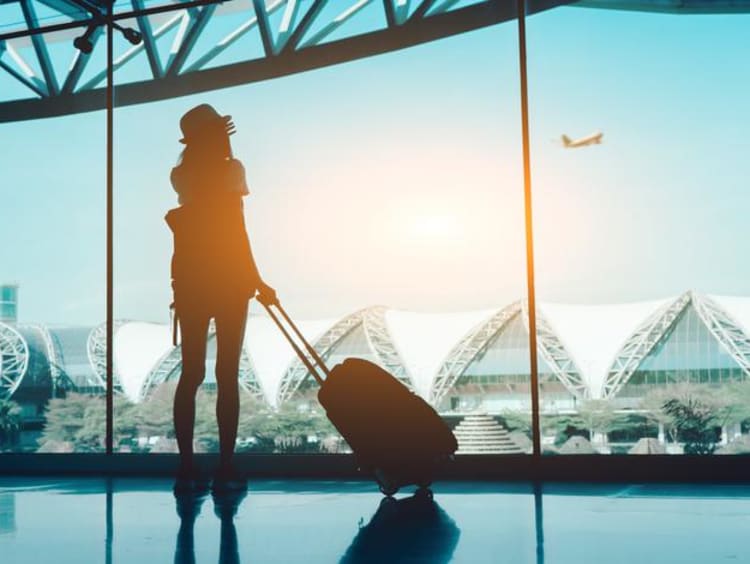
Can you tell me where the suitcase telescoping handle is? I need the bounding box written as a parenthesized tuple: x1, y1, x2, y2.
(262, 301, 332, 385)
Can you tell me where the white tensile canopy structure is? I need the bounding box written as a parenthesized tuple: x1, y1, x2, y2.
(6, 290, 750, 407)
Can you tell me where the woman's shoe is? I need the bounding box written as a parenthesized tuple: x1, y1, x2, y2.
(212, 489, 248, 520)
(212, 466, 247, 493)
(173, 467, 211, 493)
(174, 489, 208, 519)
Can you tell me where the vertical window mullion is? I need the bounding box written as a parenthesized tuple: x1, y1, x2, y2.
(516, 0, 541, 457)
(105, 8, 114, 456)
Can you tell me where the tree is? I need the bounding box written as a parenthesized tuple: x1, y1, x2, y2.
(134, 382, 177, 440)
(499, 410, 532, 438)
(640, 384, 725, 449)
(236, 393, 280, 451)
(193, 388, 220, 452)
(543, 414, 589, 447)
(640, 384, 701, 443)
(712, 381, 750, 430)
(38, 393, 138, 452)
(0, 398, 21, 450)
(260, 403, 338, 452)
(577, 400, 620, 442)
(662, 396, 718, 455)
(607, 413, 658, 443)
(130, 384, 341, 453)
(38, 385, 344, 454)
(236, 399, 340, 453)
(38, 394, 90, 451)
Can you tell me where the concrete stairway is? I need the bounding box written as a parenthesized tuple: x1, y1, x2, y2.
(453, 413, 525, 454)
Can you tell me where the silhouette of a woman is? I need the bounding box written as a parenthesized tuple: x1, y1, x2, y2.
(166, 104, 275, 492)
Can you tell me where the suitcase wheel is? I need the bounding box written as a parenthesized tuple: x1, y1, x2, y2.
(415, 486, 433, 500)
(417, 478, 433, 489)
(374, 469, 399, 497)
(379, 483, 399, 497)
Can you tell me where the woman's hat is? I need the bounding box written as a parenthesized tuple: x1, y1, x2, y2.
(179, 103, 234, 144)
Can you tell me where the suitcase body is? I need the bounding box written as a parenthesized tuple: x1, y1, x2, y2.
(264, 304, 457, 495)
(320, 358, 458, 493)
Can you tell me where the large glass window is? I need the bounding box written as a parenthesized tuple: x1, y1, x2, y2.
(6, 1, 748, 462)
(528, 6, 750, 455)
(0, 113, 105, 452)
(111, 4, 530, 455)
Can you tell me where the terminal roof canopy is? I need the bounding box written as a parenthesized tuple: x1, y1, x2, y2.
(6, 291, 750, 406)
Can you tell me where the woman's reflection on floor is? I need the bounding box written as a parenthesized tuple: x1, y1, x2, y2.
(340, 490, 460, 563)
(174, 489, 247, 564)
(215, 490, 246, 564)
(174, 490, 205, 564)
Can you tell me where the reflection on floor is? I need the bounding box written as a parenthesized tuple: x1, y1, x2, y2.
(1, 478, 750, 563)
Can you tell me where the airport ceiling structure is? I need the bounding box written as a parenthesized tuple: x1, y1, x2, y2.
(0, 0, 749, 122)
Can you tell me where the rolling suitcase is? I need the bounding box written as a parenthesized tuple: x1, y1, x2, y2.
(264, 301, 458, 495)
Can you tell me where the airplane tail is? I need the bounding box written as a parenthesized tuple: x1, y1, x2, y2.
(561, 134, 571, 147)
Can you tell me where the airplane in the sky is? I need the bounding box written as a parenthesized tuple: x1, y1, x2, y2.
(561, 131, 603, 148)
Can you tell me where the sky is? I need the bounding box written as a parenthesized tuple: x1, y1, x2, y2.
(1, 4, 749, 326)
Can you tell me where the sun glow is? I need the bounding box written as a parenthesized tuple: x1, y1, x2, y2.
(407, 214, 459, 241)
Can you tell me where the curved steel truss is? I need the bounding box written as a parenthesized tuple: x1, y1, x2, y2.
(141, 339, 183, 396)
(430, 303, 518, 406)
(143, 319, 264, 402)
(602, 292, 691, 399)
(86, 320, 126, 392)
(25, 323, 69, 392)
(690, 293, 750, 378)
(0, 322, 29, 399)
(0, 0, 582, 122)
(86, 322, 107, 389)
(277, 307, 368, 404)
(237, 349, 265, 401)
(522, 301, 587, 399)
(362, 306, 413, 390)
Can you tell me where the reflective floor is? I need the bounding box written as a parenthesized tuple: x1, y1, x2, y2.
(1, 478, 749, 563)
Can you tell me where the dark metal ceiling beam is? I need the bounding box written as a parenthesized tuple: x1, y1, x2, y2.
(131, 0, 164, 79)
(19, 0, 59, 95)
(61, 24, 103, 93)
(575, 0, 750, 13)
(251, 0, 274, 56)
(1, 0, 576, 122)
(0, 0, 227, 41)
(165, 4, 217, 75)
(4, 0, 747, 123)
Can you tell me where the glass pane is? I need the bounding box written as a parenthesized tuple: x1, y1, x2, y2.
(540, 484, 750, 561)
(0, 478, 107, 562)
(0, 110, 105, 452)
(111, 480, 536, 562)
(528, 5, 750, 455)
(114, 9, 529, 455)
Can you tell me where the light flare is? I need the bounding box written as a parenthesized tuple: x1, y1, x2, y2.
(406, 213, 460, 241)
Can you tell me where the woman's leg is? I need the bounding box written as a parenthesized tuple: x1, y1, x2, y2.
(174, 304, 210, 473)
(214, 295, 248, 471)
